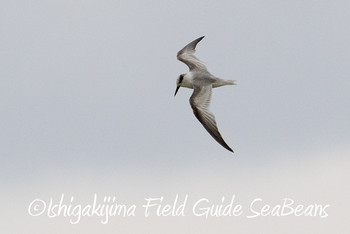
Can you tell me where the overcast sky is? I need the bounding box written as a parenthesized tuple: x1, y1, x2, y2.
(1, 0, 349, 233)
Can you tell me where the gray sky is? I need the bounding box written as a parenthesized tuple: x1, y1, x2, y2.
(1, 0, 350, 233)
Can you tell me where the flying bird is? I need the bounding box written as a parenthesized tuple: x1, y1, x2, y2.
(175, 36, 236, 153)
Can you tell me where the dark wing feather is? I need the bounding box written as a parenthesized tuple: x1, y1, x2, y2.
(189, 85, 234, 152)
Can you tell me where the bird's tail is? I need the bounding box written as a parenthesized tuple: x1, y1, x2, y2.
(213, 79, 237, 88)
(226, 80, 236, 85)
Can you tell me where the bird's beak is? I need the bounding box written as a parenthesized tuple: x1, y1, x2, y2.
(174, 85, 180, 96)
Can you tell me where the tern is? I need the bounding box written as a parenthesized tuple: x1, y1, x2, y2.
(174, 36, 236, 153)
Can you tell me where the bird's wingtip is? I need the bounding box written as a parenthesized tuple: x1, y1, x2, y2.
(225, 146, 234, 153)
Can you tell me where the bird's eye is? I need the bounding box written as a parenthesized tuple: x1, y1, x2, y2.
(179, 75, 184, 83)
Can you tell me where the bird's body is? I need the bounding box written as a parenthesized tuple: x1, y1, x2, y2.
(175, 36, 236, 153)
(179, 71, 236, 89)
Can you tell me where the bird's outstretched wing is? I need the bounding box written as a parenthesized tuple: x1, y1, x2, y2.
(189, 84, 234, 152)
(177, 36, 208, 71)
